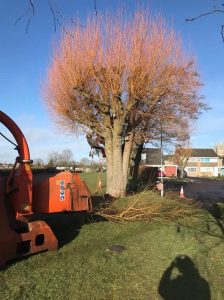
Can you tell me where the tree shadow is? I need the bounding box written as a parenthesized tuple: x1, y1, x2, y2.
(176, 216, 224, 241)
(158, 255, 211, 300)
(209, 203, 224, 235)
(175, 202, 224, 246)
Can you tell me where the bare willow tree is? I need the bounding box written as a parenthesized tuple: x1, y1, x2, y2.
(214, 143, 224, 157)
(44, 11, 204, 197)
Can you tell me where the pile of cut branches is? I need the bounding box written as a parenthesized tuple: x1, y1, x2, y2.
(96, 191, 199, 223)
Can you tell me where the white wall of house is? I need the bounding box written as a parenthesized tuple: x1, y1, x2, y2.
(188, 157, 219, 163)
(213, 167, 219, 177)
(185, 166, 219, 177)
(141, 153, 146, 161)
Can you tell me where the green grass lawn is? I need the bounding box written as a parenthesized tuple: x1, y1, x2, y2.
(0, 173, 224, 300)
(80, 171, 107, 194)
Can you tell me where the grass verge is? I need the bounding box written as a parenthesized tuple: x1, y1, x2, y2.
(0, 174, 223, 299)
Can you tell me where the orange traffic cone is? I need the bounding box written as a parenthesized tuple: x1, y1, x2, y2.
(180, 185, 185, 198)
(97, 178, 102, 189)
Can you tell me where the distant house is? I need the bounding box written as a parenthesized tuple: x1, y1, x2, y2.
(142, 147, 223, 178)
(142, 148, 177, 177)
(0, 163, 13, 169)
(184, 148, 222, 177)
(142, 148, 162, 166)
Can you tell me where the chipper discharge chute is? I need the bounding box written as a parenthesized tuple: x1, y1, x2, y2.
(0, 111, 92, 268)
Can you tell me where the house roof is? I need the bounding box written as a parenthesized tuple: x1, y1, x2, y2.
(163, 154, 173, 161)
(143, 148, 163, 165)
(186, 148, 218, 157)
(143, 148, 219, 165)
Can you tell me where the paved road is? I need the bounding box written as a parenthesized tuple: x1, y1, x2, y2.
(182, 178, 224, 207)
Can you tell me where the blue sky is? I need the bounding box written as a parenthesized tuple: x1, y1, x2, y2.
(0, 0, 223, 163)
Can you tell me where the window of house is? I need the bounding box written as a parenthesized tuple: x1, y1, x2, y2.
(209, 158, 218, 163)
(200, 158, 210, 162)
(186, 167, 197, 173)
(188, 158, 199, 162)
(200, 167, 213, 172)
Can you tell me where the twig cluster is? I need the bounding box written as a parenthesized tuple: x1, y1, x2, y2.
(14, 0, 98, 34)
(96, 192, 198, 223)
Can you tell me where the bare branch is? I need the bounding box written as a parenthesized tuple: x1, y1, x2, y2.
(28, 0, 35, 15)
(186, 5, 224, 42)
(48, 0, 57, 32)
(48, 0, 75, 36)
(94, 0, 98, 17)
(186, 9, 224, 22)
(14, 0, 34, 33)
(14, 7, 31, 25)
(26, 19, 31, 33)
(56, 18, 74, 38)
(15, 0, 83, 36)
(221, 24, 224, 42)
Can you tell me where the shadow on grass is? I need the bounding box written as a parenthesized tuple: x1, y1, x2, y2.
(30, 210, 107, 248)
(175, 203, 224, 242)
(2, 210, 107, 270)
(91, 194, 117, 209)
(4, 195, 110, 269)
(209, 203, 224, 236)
(30, 212, 86, 247)
(29, 194, 113, 249)
(158, 255, 211, 300)
(172, 208, 224, 288)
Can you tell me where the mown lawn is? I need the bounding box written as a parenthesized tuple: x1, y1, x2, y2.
(80, 171, 107, 193)
(0, 173, 224, 300)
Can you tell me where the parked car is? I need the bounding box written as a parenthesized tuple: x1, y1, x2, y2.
(156, 170, 166, 177)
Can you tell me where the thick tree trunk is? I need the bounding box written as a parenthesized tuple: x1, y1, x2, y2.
(132, 143, 144, 185)
(111, 134, 125, 197)
(105, 128, 134, 198)
(122, 132, 134, 190)
(180, 168, 184, 179)
(105, 136, 113, 196)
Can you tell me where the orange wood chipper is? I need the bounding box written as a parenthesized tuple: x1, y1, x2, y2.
(0, 111, 92, 268)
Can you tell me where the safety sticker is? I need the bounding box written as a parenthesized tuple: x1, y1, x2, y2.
(60, 180, 65, 201)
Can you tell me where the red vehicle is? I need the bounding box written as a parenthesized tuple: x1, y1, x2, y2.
(0, 111, 92, 268)
(156, 170, 166, 178)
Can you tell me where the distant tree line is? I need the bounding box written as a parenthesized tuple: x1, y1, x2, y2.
(32, 149, 101, 172)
